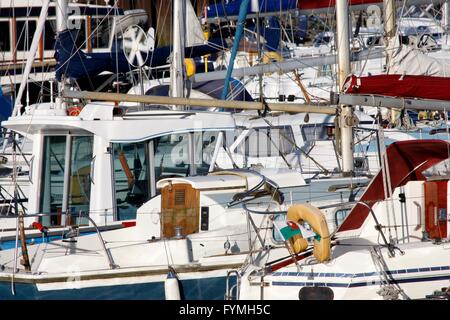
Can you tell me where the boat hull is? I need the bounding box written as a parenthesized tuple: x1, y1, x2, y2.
(0, 274, 234, 300)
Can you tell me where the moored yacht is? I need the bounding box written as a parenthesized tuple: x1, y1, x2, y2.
(234, 139, 450, 300)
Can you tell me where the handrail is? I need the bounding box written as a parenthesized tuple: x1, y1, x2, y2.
(413, 201, 422, 231)
(225, 270, 241, 300)
(0, 212, 117, 270)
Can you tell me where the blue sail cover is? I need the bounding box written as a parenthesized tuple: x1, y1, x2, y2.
(205, 0, 297, 18)
(0, 87, 12, 123)
(146, 79, 254, 102)
(249, 16, 281, 51)
(55, 30, 227, 81)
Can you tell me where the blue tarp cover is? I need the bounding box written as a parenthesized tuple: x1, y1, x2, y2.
(0, 87, 12, 122)
(55, 30, 227, 80)
(205, 0, 297, 18)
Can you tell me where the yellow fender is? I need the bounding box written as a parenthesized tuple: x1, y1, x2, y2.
(262, 51, 283, 64)
(184, 58, 196, 78)
(262, 52, 283, 75)
(287, 204, 331, 262)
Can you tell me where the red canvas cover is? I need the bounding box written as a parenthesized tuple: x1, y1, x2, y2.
(338, 140, 450, 232)
(343, 74, 450, 101)
(299, 0, 382, 10)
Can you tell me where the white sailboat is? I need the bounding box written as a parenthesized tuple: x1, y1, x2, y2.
(235, 139, 450, 300)
(232, 0, 450, 300)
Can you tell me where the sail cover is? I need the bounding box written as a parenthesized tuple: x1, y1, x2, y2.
(337, 140, 450, 233)
(205, 0, 297, 18)
(146, 79, 254, 102)
(386, 36, 450, 77)
(186, 0, 206, 47)
(343, 74, 450, 101)
(55, 30, 226, 80)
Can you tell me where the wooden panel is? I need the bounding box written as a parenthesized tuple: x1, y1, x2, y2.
(424, 181, 448, 239)
(87, 16, 92, 53)
(161, 183, 200, 238)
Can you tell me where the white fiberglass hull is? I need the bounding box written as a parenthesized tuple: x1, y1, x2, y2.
(240, 241, 450, 300)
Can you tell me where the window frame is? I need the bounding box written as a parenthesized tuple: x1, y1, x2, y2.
(110, 129, 228, 219)
(89, 15, 113, 50)
(0, 19, 12, 54)
(39, 133, 94, 226)
(14, 18, 38, 60)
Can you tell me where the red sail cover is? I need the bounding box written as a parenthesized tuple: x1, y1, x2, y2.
(343, 74, 450, 101)
(299, 0, 381, 10)
(338, 140, 450, 233)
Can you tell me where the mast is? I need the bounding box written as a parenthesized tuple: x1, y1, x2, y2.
(253, 0, 264, 103)
(56, 0, 69, 110)
(170, 0, 186, 108)
(443, 1, 450, 46)
(383, 0, 397, 123)
(336, 0, 354, 175)
(11, 0, 51, 116)
(383, 0, 396, 38)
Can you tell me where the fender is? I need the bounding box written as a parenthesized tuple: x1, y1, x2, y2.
(262, 51, 283, 64)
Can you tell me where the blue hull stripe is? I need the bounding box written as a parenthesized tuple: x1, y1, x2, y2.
(272, 265, 450, 278)
(272, 274, 450, 288)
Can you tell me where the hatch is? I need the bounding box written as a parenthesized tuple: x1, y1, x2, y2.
(160, 183, 200, 238)
(424, 180, 448, 240)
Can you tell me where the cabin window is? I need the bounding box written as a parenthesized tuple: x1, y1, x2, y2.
(40, 136, 66, 226)
(246, 128, 269, 157)
(366, 36, 381, 46)
(43, 20, 56, 50)
(153, 133, 190, 181)
(71, 18, 87, 49)
(193, 131, 220, 175)
(226, 128, 245, 155)
(112, 142, 150, 220)
(313, 35, 331, 47)
(40, 135, 93, 226)
(90, 17, 112, 49)
(272, 214, 285, 243)
(0, 21, 11, 52)
(68, 136, 93, 224)
(301, 124, 332, 142)
(271, 127, 296, 155)
(16, 20, 37, 51)
(334, 208, 350, 227)
(244, 127, 295, 157)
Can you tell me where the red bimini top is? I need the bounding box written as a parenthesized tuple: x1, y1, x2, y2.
(338, 140, 450, 233)
(343, 74, 450, 101)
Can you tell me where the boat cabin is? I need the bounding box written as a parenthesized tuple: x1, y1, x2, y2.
(1, 102, 236, 228)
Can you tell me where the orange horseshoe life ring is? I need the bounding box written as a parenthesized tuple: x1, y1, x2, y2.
(68, 106, 82, 116)
(286, 203, 331, 263)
